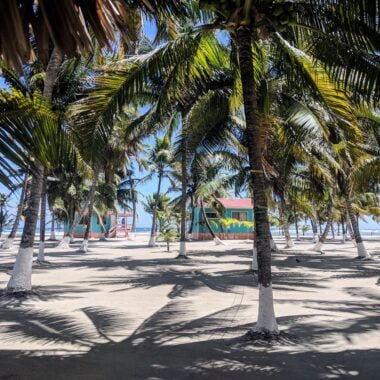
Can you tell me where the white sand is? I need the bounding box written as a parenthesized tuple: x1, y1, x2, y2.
(0, 236, 379, 379)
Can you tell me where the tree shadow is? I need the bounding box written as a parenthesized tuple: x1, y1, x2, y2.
(0, 298, 379, 380)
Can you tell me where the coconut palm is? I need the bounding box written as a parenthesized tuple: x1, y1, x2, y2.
(145, 136, 173, 246)
(143, 193, 172, 234)
(0, 0, 184, 293)
(70, 26, 233, 259)
(196, 0, 379, 335)
(117, 166, 149, 235)
(0, 193, 12, 239)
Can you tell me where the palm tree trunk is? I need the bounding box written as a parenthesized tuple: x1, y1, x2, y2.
(3, 172, 28, 249)
(331, 225, 335, 239)
(341, 215, 347, 243)
(281, 199, 293, 248)
(37, 171, 48, 263)
(188, 194, 195, 236)
(200, 199, 216, 239)
(235, 28, 278, 335)
(200, 199, 224, 246)
(310, 217, 319, 243)
(149, 170, 163, 247)
(282, 217, 294, 248)
(49, 209, 56, 240)
(7, 48, 62, 293)
(59, 196, 90, 248)
(78, 167, 99, 253)
(312, 210, 333, 252)
(344, 188, 369, 258)
(58, 200, 76, 247)
(129, 172, 137, 234)
(270, 231, 278, 253)
(294, 207, 300, 240)
(177, 111, 189, 259)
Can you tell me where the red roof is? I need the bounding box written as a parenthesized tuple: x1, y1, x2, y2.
(217, 198, 253, 208)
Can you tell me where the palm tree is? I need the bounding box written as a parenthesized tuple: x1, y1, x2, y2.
(146, 136, 173, 246)
(143, 193, 172, 234)
(3, 49, 63, 293)
(0, 0, 183, 294)
(0, 52, 90, 290)
(117, 166, 149, 236)
(0, 193, 12, 239)
(198, 0, 379, 336)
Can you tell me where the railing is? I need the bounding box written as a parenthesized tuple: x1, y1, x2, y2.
(109, 223, 131, 238)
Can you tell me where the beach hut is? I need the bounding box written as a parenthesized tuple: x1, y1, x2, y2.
(65, 210, 132, 238)
(191, 198, 254, 240)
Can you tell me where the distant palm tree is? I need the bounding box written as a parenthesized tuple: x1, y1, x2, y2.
(0, 193, 12, 239)
(2, 172, 28, 249)
(146, 136, 173, 246)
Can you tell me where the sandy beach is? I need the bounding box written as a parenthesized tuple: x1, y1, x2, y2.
(0, 236, 379, 379)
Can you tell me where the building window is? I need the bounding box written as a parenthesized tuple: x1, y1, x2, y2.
(231, 211, 248, 221)
(206, 212, 217, 219)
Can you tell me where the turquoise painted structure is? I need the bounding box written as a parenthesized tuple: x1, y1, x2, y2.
(64, 211, 131, 238)
(191, 198, 254, 240)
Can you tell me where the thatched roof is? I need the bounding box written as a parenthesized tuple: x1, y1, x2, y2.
(0, 0, 181, 71)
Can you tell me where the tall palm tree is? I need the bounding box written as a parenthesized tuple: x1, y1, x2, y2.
(3, 49, 63, 293)
(197, 0, 379, 336)
(145, 136, 173, 246)
(0, 0, 182, 294)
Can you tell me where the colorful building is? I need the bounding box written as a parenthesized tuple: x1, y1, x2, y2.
(65, 210, 132, 238)
(191, 198, 254, 240)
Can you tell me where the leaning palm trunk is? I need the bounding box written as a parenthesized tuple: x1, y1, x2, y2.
(78, 168, 99, 253)
(7, 48, 62, 293)
(58, 198, 90, 248)
(270, 232, 279, 253)
(2, 172, 28, 249)
(282, 217, 294, 248)
(200, 199, 225, 246)
(148, 171, 162, 247)
(49, 209, 56, 240)
(37, 172, 48, 263)
(312, 211, 333, 252)
(188, 194, 195, 238)
(281, 200, 293, 248)
(346, 212, 354, 242)
(177, 112, 190, 259)
(341, 216, 347, 243)
(344, 190, 369, 259)
(236, 29, 278, 335)
(310, 217, 319, 243)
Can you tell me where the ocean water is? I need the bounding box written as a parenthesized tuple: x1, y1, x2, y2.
(1, 226, 151, 235)
(2, 225, 379, 237)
